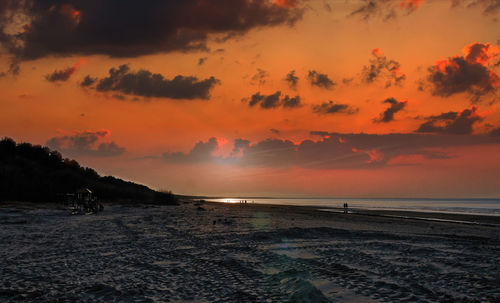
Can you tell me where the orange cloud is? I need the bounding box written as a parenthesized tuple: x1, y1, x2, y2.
(428, 43, 500, 101)
(372, 48, 382, 57)
(399, 0, 425, 12)
(273, 0, 298, 8)
(463, 42, 500, 65)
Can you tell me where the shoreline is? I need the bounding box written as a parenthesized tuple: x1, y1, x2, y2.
(204, 200, 500, 226)
(205, 197, 500, 217)
(3, 198, 500, 226)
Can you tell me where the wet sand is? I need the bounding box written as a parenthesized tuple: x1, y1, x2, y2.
(1, 201, 499, 302)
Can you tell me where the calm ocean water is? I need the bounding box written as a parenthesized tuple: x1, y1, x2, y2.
(208, 198, 500, 216)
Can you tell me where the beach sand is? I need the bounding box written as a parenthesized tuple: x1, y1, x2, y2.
(0, 201, 499, 302)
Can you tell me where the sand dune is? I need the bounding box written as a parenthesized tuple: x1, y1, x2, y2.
(0, 201, 499, 302)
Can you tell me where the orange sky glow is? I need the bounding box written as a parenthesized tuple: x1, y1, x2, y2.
(1, 0, 499, 197)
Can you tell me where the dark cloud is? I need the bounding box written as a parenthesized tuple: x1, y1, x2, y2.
(285, 70, 299, 89)
(80, 75, 97, 87)
(112, 94, 127, 101)
(85, 64, 219, 100)
(270, 128, 281, 135)
(18, 94, 34, 99)
(427, 43, 499, 102)
(260, 91, 282, 109)
(9, 62, 20, 76)
(342, 78, 354, 85)
(46, 67, 76, 82)
(163, 137, 219, 163)
(2, 61, 21, 77)
(310, 131, 330, 137)
(428, 57, 497, 101)
(373, 97, 408, 123)
(96, 141, 126, 156)
(312, 101, 358, 115)
(416, 106, 484, 135)
(282, 95, 302, 108)
(0, 0, 303, 60)
(46, 130, 125, 157)
(490, 127, 500, 136)
(307, 70, 335, 89)
(45, 59, 84, 82)
(245, 91, 302, 109)
(248, 92, 266, 107)
(247, 91, 281, 108)
(350, 0, 391, 20)
(198, 57, 208, 66)
(232, 138, 251, 155)
(362, 48, 406, 87)
(161, 131, 500, 169)
(251, 68, 269, 86)
(451, 0, 500, 15)
(350, 0, 424, 21)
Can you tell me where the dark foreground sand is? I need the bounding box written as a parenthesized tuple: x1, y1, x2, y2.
(0, 201, 499, 302)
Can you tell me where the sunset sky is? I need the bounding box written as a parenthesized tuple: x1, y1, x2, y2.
(1, 0, 500, 198)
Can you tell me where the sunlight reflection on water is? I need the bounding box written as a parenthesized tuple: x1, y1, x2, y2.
(211, 197, 500, 216)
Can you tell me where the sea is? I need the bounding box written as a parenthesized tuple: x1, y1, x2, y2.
(207, 197, 500, 216)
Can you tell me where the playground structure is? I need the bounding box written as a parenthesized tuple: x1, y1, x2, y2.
(66, 188, 104, 214)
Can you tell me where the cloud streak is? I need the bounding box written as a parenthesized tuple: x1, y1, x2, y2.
(161, 131, 500, 169)
(312, 101, 359, 115)
(83, 64, 220, 100)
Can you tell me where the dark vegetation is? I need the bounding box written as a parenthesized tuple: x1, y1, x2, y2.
(0, 137, 177, 205)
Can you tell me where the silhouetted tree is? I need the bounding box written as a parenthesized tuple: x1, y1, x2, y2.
(0, 137, 178, 205)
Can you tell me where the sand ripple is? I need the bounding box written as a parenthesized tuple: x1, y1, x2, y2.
(0, 203, 499, 302)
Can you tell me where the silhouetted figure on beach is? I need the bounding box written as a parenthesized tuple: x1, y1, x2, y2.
(343, 203, 349, 214)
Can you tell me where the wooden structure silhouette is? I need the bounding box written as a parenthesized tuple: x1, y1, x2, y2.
(69, 188, 104, 214)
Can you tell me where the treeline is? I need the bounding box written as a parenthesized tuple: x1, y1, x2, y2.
(0, 137, 177, 204)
